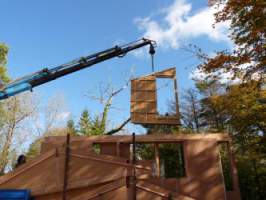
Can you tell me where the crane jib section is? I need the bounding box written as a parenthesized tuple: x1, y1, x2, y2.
(0, 38, 156, 100)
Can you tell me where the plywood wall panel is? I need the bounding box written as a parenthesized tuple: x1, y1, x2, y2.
(131, 68, 180, 125)
(176, 140, 226, 200)
(131, 91, 156, 102)
(131, 102, 157, 113)
(131, 80, 156, 91)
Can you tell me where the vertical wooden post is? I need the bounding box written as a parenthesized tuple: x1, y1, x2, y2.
(129, 133, 137, 200)
(173, 76, 180, 120)
(132, 133, 137, 200)
(155, 143, 160, 177)
(62, 134, 70, 200)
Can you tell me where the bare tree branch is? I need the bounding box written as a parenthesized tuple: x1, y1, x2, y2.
(105, 117, 131, 135)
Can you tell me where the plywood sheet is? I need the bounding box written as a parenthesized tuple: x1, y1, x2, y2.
(0, 149, 62, 195)
(0, 149, 131, 197)
(130, 67, 180, 125)
(131, 91, 156, 102)
(176, 140, 226, 200)
(131, 80, 156, 91)
(131, 101, 157, 113)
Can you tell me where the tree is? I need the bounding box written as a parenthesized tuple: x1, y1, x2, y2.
(194, 2, 266, 198)
(223, 81, 266, 138)
(0, 43, 41, 173)
(195, 79, 227, 132)
(40, 94, 69, 135)
(202, 1, 266, 80)
(0, 94, 37, 173)
(26, 82, 131, 159)
(0, 43, 9, 84)
(26, 94, 71, 160)
(83, 82, 131, 135)
(193, 78, 266, 199)
(78, 109, 91, 135)
(179, 89, 201, 133)
(0, 43, 9, 131)
(67, 119, 77, 135)
(26, 127, 71, 160)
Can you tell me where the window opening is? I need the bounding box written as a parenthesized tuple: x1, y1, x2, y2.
(156, 78, 176, 116)
(92, 144, 101, 154)
(159, 143, 186, 178)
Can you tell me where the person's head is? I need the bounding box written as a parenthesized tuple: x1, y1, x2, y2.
(15, 154, 26, 168)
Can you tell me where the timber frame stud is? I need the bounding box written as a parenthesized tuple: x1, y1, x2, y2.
(130, 67, 180, 125)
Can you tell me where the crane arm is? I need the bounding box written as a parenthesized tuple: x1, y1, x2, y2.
(0, 38, 156, 100)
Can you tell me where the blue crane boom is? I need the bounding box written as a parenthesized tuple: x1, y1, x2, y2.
(0, 38, 156, 101)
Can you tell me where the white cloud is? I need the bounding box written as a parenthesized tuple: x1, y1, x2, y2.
(135, 0, 230, 49)
(189, 68, 241, 84)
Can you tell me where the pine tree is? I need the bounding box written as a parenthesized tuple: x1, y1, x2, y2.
(78, 109, 91, 135)
(67, 119, 77, 135)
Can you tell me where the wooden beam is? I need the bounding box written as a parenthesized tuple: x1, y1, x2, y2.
(62, 134, 70, 200)
(43, 133, 232, 146)
(154, 143, 160, 177)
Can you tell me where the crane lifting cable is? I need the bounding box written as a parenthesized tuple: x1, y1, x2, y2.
(0, 38, 156, 101)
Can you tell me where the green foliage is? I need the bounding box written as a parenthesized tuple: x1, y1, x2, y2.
(76, 109, 106, 136)
(236, 153, 266, 200)
(78, 109, 91, 135)
(67, 119, 77, 135)
(0, 43, 9, 129)
(219, 143, 233, 191)
(0, 43, 9, 84)
(90, 116, 104, 136)
(136, 144, 154, 160)
(77, 109, 105, 136)
(146, 124, 178, 134)
(26, 137, 43, 160)
(196, 79, 227, 132)
(26, 127, 71, 160)
(137, 143, 185, 178)
(159, 143, 185, 178)
(223, 82, 266, 137)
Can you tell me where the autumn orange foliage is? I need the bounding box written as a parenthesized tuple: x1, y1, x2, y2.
(204, 0, 266, 80)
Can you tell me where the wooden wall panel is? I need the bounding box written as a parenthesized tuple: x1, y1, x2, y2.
(0, 134, 241, 200)
(130, 67, 180, 125)
(131, 80, 156, 91)
(131, 91, 156, 102)
(131, 102, 157, 113)
(176, 140, 226, 200)
(100, 143, 117, 156)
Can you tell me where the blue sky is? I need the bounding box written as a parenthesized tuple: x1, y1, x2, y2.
(0, 0, 231, 133)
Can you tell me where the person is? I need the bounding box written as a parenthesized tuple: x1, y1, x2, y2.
(0, 79, 4, 88)
(15, 154, 27, 168)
